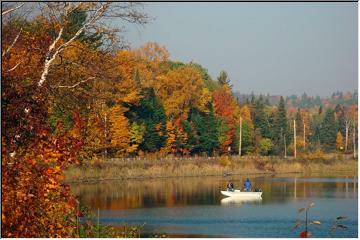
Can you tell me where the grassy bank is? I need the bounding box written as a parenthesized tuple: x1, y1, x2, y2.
(64, 154, 357, 183)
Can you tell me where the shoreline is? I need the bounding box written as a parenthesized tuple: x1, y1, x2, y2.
(64, 155, 358, 184)
(64, 171, 302, 184)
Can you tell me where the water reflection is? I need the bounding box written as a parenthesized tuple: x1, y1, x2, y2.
(220, 196, 262, 206)
(70, 174, 357, 211)
(69, 174, 358, 237)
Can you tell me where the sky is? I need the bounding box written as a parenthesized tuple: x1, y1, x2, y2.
(119, 2, 357, 97)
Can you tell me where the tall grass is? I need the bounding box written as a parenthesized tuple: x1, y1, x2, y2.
(64, 155, 358, 183)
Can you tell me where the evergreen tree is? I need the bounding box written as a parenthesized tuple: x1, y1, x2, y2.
(191, 106, 219, 155)
(232, 120, 254, 155)
(127, 88, 167, 152)
(181, 119, 197, 153)
(273, 96, 288, 154)
(217, 70, 231, 87)
(319, 109, 337, 150)
(253, 97, 271, 139)
(295, 108, 303, 136)
(315, 96, 322, 106)
(62, 9, 103, 49)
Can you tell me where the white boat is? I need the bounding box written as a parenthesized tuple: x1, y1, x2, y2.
(220, 189, 263, 198)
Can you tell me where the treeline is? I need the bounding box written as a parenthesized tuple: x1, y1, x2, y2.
(43, 43, 359, 158)
(4, 8, 357, 161)
(235, 91, 358, 109)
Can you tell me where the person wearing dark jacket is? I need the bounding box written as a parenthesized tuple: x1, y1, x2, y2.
(227, 181, 234, 191)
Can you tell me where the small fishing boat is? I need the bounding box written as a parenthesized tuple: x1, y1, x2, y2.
(220, 189, 263, 198)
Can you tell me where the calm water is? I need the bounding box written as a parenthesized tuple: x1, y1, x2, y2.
(70, 174, 358, 238)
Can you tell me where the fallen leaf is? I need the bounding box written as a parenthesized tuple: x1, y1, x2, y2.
(311, 220, 321, 225)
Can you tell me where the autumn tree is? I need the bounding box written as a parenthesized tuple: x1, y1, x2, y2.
(213, 85, 236, 153)
(336, 132, 344, 151)
(1, 2, 149, 237)
(154, 65, 204, 119)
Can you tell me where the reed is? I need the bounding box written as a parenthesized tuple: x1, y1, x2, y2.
(64, 155, 357, 183)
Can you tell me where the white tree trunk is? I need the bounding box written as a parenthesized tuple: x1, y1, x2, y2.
(2, 3, 24, 16)
(294, 119, 296, 158)
(284, 135, 287, 158)
(345, 120, 350, 151)
(239, 117, 242, 156)
(303, 122, 306, 151)
(353, 124, 356, 159)
(38, 3, 109, 87)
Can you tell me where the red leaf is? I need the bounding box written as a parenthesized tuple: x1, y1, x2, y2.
(299, 231, 307, 238)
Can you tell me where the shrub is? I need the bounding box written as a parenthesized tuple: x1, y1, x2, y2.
(219, 155, 232, 167)
(259, 138, 274, 156)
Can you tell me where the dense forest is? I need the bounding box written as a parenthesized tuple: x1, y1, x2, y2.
(235, 91, 358, 108)
(1, 2, 358, 237)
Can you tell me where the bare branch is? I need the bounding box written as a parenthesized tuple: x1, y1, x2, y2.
(2, 3, 24, 16)
(48, 28, 64, 52)
(2, 28, 22, 57)
(38, 27, 64, 87)
(38, 3, 110, 87)
(7, 61, 23, 72)
(55, 77, 95, 88)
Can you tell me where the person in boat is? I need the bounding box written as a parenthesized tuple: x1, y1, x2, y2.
(243, 178, 252, 191)
(227, 181, 234, 191)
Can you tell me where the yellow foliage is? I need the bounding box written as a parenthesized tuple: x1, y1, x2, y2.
(108, 105, 130, 155)
(135, 42, 169, 62)
(240, 105, 252, 122)
(336, 131, 344, 150)
(198, 88, 212, 113)
(85, 112, 105, 152)
(154, 66, 204, 119)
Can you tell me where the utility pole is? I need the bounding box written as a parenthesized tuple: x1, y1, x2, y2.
(294, 119, 297, 158)
(284, 135, 287, 158)
(345, 120, 350, 151)
(239, 116, 242, 156)
(303, 122, 306, 151)
(353, 123, 356, 159)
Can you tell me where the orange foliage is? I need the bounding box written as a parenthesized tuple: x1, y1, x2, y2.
(165, 121, 177, 154)
(1, 93, 79, 237)
(108, 106, 130, 155)
(213, 85, 236, 153)
(2, 21, 79, 237)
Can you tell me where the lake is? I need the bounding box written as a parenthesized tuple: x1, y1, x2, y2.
(70, 173, 358, 238)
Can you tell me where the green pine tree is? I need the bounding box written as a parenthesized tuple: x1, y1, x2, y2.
(253, 97, 271, 139)
(127, 88, 167, 152)
(319, 109, 337, 150)
(191, 106, 219, 156)
(272, 96, 288, 154)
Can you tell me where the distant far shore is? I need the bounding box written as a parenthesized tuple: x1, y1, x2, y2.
(64, 154, 357, 183)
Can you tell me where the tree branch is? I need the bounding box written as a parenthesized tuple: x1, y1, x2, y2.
(2, 3, 24, 16)
(38, 3, 110, 87)
(2, 28, 22, 57)
(6, 60, 23, 72)
(55, 77, 95, 88)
